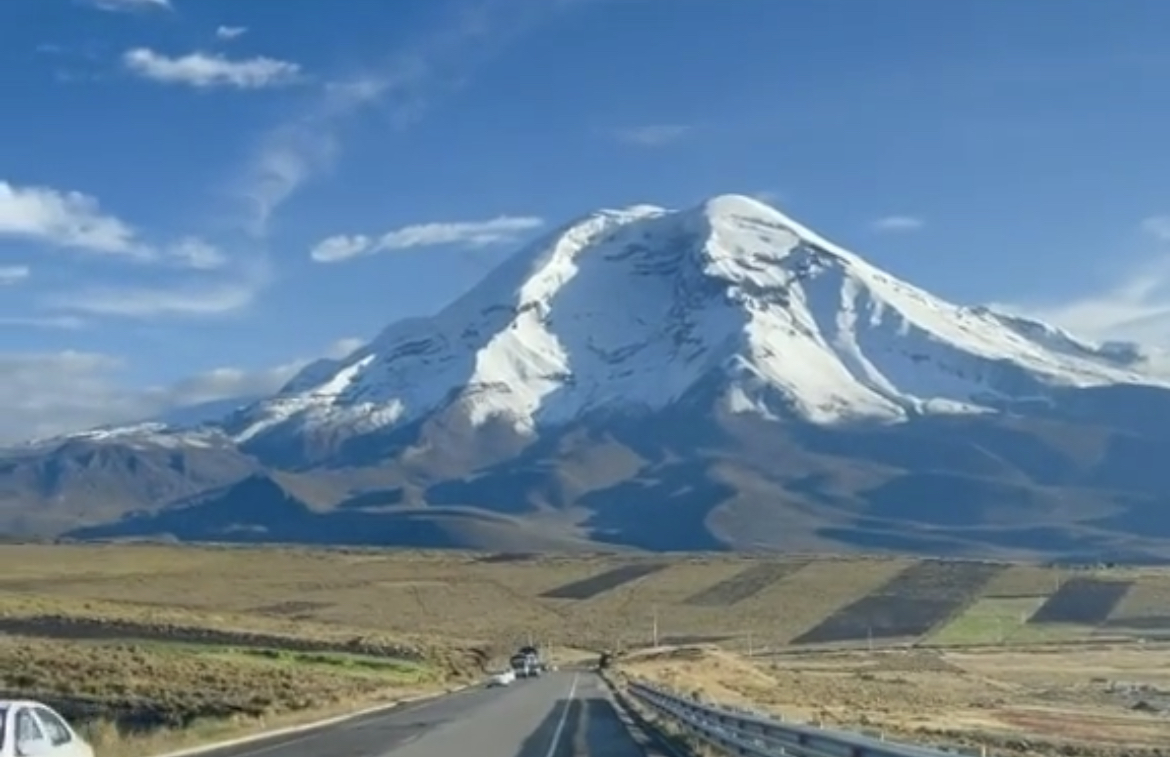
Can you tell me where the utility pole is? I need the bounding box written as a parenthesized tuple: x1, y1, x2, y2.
(652, 605, 659, 648)
(747, 631, 754, 657)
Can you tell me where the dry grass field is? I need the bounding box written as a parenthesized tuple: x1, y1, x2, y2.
(617, 643, 1170, 756)
(0, 543, 1168, 754)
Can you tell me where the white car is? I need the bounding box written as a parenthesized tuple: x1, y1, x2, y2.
(487, 669, 516, 687)
(0, 700, 94, 757)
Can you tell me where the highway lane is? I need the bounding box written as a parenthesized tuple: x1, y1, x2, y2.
(195, 671, 649, 757)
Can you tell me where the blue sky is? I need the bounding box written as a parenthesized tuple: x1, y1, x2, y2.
(3, 0, 1170, 441)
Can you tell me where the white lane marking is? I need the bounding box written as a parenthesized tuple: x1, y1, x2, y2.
(544, 673, 580, 757)
(200, 690, 472, 757)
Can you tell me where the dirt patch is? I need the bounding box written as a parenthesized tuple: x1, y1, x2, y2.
(540, 563, 669, 600)
(682, 561, 809, 607)
(1027, 577, 1132, 625)
(251, 600, 335, 616)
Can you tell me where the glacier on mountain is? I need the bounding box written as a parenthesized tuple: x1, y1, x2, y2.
(212, 193, 1166, 449)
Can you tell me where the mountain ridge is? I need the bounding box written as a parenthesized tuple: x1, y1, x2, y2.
(221, 193, 1167, 464)
(6, 193, 1170, 562)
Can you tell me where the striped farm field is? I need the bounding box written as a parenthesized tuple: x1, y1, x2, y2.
(0, 544, 1168, 655)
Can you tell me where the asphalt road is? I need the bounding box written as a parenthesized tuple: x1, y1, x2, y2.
(197, 671, 649, 757)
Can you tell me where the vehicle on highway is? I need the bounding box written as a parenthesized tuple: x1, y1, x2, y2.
(516, 644, 546, 675)
(487, 669, 516, 687)
(0, 700, 94, 757)
(509, 652, 538, 678)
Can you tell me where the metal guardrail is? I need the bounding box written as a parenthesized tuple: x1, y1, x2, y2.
(626, 681, 987, 757)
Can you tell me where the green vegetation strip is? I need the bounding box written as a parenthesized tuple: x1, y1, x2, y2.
(927, 597, 1097, 646)
(103, 639, 435, 681)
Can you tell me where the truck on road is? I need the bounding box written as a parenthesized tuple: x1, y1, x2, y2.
(510, 644, 546, 678)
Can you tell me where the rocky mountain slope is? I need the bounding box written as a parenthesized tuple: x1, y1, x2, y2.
(7, 194, 1170, 561)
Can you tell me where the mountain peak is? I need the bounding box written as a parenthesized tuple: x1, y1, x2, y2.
(216, 193, 1170, 458)
(698, 192, 790, 223)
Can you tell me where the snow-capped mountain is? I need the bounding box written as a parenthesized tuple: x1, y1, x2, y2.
(11, 193, 1170, 561)
(225, 193, 1166, 453)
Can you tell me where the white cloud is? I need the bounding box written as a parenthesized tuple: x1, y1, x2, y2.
(0, 265, 30, 285)
(612, 124, 692, 147)
(82, 0, 170, 12)
(0, 179, 228, 272)
(991, 218, 1170, 347)
(310, 215, 544, 263)
(0, 180, 143, 257)
(215, 25, 248, 41)
(237, 0, 575, 236)
(0, 335, 368, 444)
(309, 235, 371, 263)
(122, 48, 302, 90)
(871, 215, 925, 232)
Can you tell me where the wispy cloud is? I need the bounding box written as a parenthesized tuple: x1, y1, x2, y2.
(81, 0, 170, 13)
(237, 0, 576, 237)
(215, 25, 248, 41)
(0, 316, 86, 330)
(123, 49, 303, 90)
(1141, 215, 1170, 242)
(870, 215, 925, 233)
(993, 267, 1170, 347)
(42, 260, 269, 318)
(0, 265, 30, 285)
(991, 217, 1170, 347)
(612, 124, 693, 147)
(0, 334, 368, 444)
(166, 237, 228, 270)
(44, 281, 258, 318)
(310, 215, 545, 263)
(0, 179, 227, 269)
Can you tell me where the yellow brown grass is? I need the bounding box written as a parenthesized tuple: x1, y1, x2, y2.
(2, 544, 1170, 754)
(0, 635, 445, 757)
(620, 644, 1170, 757)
